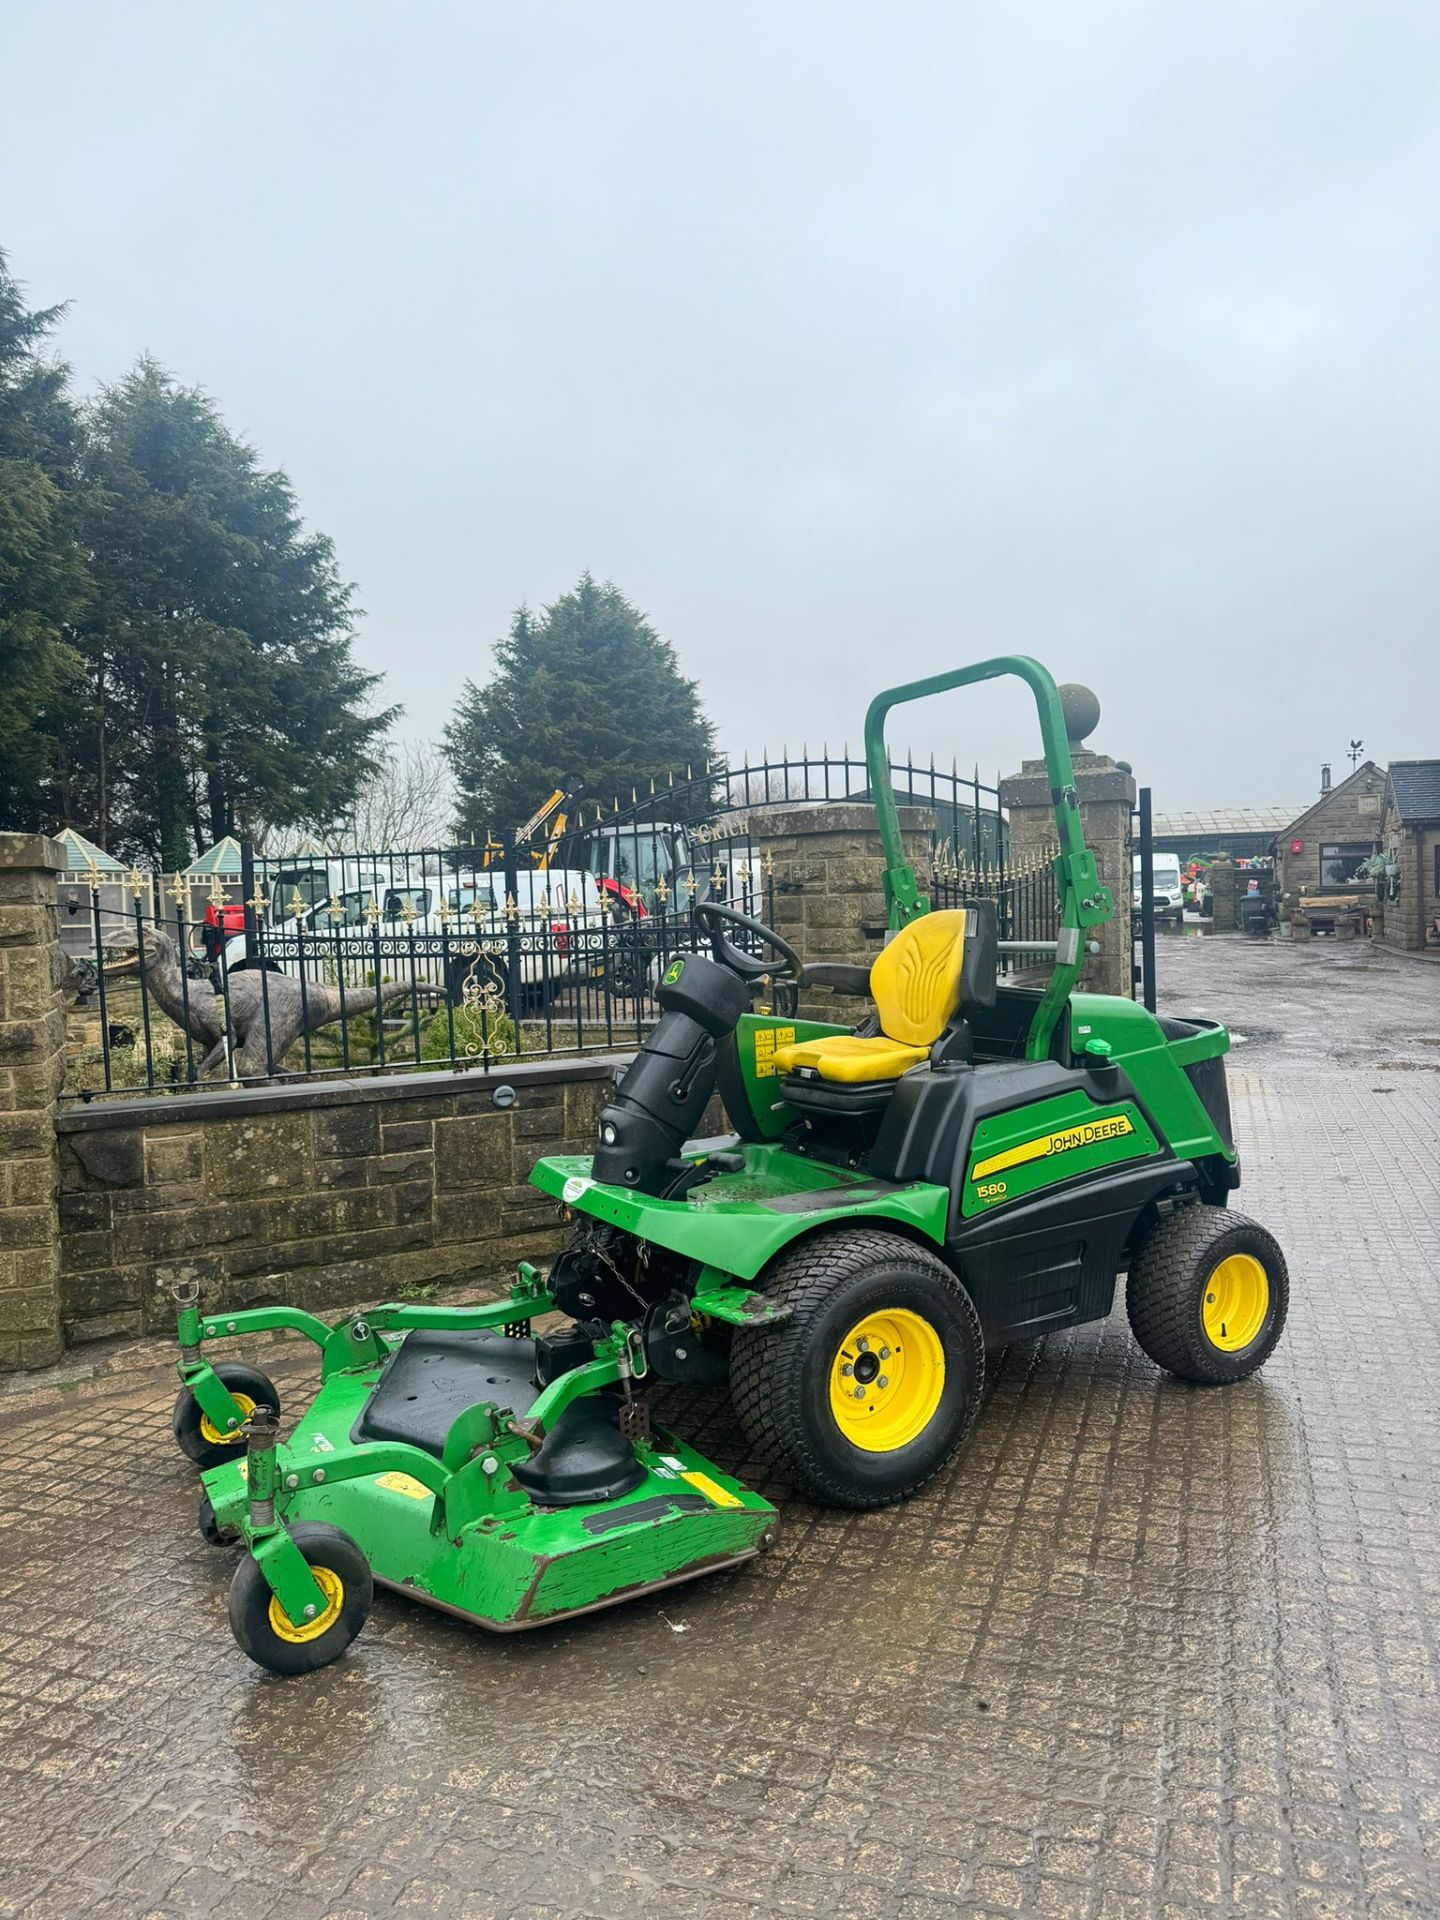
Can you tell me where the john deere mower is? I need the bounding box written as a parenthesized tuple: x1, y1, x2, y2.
(171, 656, 1288, 1675)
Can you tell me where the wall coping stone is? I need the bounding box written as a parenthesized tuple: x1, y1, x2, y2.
(754, 803, 935, 837)
(0, 832, 64, 873)
(55, 1054, 633, 1134)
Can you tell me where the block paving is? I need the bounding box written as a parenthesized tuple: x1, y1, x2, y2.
(0, 932, 1437, 1918)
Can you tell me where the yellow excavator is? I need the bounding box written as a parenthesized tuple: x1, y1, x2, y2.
(477, 782, 582, 871)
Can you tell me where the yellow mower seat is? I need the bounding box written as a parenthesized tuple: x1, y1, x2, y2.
(770, 1032, 931, 1083)
(770, 909, 976, 1085)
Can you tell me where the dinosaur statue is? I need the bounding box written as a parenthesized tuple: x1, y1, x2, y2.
(120, 926, 413, 1080)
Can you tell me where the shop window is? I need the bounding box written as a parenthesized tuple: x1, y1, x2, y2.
(1318, 843, 1372, 887)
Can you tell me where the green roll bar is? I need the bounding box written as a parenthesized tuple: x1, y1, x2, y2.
(863, 654, 1114, 1062)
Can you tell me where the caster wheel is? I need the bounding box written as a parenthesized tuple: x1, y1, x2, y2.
(198, 1492, 237, 1547)
(227, 1524, 373, 1677)
(173, 1363, 281, 1471)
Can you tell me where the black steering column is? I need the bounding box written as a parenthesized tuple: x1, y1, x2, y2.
(588, 905, 799, 1195)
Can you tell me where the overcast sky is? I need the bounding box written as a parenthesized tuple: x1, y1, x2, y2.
(5, 1, 1437, 809)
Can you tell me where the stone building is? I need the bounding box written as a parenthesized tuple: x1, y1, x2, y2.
(1374, 761, 1440, 953)
(1272, 761, 1384, 914)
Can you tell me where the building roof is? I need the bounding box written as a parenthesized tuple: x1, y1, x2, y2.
(1386, 760, 1440, 824)
(53, 827, 125, 873)
(1280, 761, 1383, 839)
(182, 835, 244, 876)
(1150, 807, 1300, 839)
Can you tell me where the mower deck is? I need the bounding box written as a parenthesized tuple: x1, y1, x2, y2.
(201, 1331, 774, 1633)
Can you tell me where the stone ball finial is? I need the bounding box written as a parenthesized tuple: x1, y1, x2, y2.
(1058, 682, 1101, 744)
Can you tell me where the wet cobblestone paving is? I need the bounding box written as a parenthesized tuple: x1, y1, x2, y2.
(1, 934, 1437, 1918)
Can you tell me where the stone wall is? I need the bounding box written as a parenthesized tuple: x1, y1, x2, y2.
(54, 1060, 628, 1348)
(1375, 825, 1440, 952)
(0, 834, 66, 1370)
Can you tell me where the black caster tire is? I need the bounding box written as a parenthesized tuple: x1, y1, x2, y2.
(1127, 1206, 1288, 1385)
(198, 1492, 237, 1547)
(172, 1363, 281, 1471)
(730, 1227, 984, 1510)
(227, 1523, 373, 1677)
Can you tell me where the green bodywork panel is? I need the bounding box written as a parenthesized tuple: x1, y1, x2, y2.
(1068, 993, 1234, 1166)
(532, 1141, 950, 1282)
(729, 1010, 848, 1138)
(963, 1090, 1158, 1217)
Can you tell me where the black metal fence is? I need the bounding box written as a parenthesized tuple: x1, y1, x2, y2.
(61, 752, 1060, 1101)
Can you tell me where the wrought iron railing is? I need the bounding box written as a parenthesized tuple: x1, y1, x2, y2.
(59, 752, 1061, 1101)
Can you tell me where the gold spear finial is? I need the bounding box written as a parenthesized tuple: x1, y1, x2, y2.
(207, 875, 227, 909)
(126, 866, 147, 898)
(654, 876, 669, 905)
(166, 871, 187, 909)
(398, 894, 418, 924)
(363, 893, 380, 925)
(325, 893, 344, 922)
(246, 886, 269, 920)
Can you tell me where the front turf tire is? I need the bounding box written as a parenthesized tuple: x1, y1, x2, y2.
(172, 1363, 281, 1471)
(730, 1228, 984, 1509)
(1127, 1205, 1288, 1385)
(228, 1524, 373, 1677)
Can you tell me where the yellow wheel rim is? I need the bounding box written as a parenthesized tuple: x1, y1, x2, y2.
(199, 1391, 255, 1446)
(267, 1566, 345, 1644)
(1202, 1254, 1270, 1352)
(829, 1309, 945, 1452)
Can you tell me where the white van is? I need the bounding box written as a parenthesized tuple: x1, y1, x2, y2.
(1132, 851, 1186, 924)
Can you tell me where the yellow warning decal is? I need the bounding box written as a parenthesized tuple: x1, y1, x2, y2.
(375, 1471, 432, 1500)
(972, 1113, 1135, 1182)
(681, 1469, 743, 1509)
(752, 1026, 796, 1080)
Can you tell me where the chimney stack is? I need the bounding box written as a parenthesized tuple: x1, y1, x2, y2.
(1320, 763, 1332, 795)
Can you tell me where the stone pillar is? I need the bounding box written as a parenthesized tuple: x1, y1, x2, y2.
(0, 834, 66, 1369)
(1208, 857, 1240, 933)
(998, 684, 1136, 998)
(760, 803, 935, 1022)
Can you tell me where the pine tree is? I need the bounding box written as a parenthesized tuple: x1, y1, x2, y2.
(59, 360, 396, 866)
(0, 252, 86, 831)
(444, 574, 715, 838)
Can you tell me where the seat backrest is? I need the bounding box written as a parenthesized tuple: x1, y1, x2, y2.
(869, 909, 972, 1048)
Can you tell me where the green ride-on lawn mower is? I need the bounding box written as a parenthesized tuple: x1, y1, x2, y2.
(171, 656, 1289, 1676)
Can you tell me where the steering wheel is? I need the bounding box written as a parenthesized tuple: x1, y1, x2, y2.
(693, 902, 801, 985)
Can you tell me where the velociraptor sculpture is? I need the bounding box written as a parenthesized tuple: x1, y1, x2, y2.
(121, 926, 412, 1080)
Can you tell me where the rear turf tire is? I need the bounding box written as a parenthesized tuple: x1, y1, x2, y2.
(1127, 1206, 1288, 1385)
(228, 1523, 373, 1677)
(172, 1363, 281, 1471)
(730, 1228, 984, 1509)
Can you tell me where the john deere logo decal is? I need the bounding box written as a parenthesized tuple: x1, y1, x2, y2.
(971, 1113, 1135, 1183)
(663, 958, 685, 985)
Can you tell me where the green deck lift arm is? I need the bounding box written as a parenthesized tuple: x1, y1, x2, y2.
(864, 653, 1114, 1064)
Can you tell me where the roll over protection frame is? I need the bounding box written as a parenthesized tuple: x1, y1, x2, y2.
(862, 654, 1114, 1064)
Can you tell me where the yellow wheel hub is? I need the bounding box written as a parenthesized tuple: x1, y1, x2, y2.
(829, 1309, 944, 1452)
(1202, 1254, 1270, 1352)
(268, 1566, 345, 1644)
(199, 1391, 255, 1446)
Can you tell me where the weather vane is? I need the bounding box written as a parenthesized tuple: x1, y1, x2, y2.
(1348, 738, 1364, 770)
